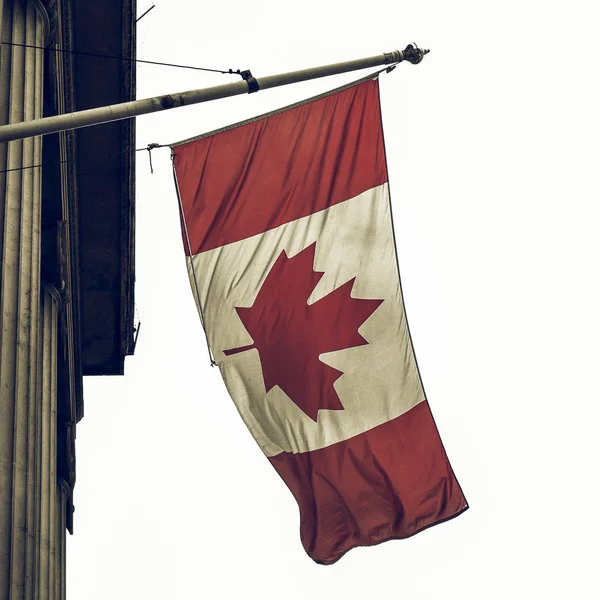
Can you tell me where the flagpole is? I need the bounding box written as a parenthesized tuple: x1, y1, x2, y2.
(0, 45, 428, 143)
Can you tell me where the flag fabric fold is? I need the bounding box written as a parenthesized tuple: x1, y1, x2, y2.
(171, 75, 467, 564)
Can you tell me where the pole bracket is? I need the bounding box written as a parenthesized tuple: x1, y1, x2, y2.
(241, 70, 260, 93)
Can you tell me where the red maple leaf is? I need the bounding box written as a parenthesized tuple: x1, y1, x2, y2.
(224, 243, 383, 422)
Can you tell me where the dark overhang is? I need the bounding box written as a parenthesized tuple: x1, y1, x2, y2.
(70, 0, 136, 375)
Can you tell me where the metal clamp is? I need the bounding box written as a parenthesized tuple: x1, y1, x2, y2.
(241, 70, 260, 93)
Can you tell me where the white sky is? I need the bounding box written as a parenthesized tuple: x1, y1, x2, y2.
(67, 1, 600, 598)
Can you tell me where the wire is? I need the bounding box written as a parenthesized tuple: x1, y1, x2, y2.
(0, 40, 242, 76)
(0, 144, 168, 175)
(136, 4, 156, 22)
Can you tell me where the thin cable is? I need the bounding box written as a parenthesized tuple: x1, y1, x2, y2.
(0, 144, 168, 175)
(136, 4, 156, 22)
(0, 40, 242, 76)
(171, 153, 216, 366)
(132, 305, 142, 353)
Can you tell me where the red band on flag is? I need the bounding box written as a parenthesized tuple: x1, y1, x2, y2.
(269, 400, 467, 565)
(173, 79, 387, 254)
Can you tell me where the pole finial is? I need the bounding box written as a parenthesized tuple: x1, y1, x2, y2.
(402, 44, 430, 65)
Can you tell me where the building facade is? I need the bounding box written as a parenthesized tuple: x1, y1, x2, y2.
(0, 1, 136, 597)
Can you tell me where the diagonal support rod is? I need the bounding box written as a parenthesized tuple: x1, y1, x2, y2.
(0, 45, 428, 143)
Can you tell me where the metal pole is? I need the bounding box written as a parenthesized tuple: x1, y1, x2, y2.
(0, 45, 428, 143)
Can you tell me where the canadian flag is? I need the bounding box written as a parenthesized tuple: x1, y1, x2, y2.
(171, 76, 467, 564)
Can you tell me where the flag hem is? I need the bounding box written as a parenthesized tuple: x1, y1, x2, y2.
(311, 502, 470, 566)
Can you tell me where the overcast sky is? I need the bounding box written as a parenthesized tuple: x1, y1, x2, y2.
(68, 0, 600, 598)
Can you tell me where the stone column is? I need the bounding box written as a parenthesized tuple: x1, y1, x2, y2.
(36, 287, 60, 600)
(0, 1, 65, 598)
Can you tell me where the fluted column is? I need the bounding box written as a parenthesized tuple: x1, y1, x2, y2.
(0, 2, 64, 599)
(36, 287, 59, 600)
